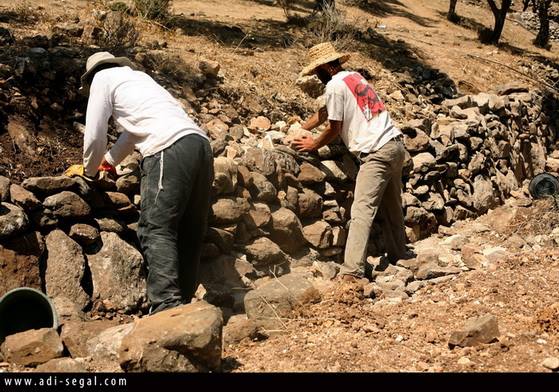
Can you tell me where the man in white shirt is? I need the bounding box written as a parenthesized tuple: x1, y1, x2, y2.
(293, 42, 410, 280)
(80, 52, 213, 313)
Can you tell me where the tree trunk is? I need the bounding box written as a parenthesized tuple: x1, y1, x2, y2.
(486, 0, 512, 44)
(448, 0, 459, 21)
(534, 0, 552, 48)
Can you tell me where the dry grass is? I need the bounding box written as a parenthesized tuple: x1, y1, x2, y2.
(96, 10, 140, 50)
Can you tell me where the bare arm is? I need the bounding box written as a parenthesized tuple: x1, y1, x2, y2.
(292, 120, 342, 152)
(301, 106, 328, 131)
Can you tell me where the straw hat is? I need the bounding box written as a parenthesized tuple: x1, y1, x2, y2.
(301, 42, 350, 76)
(80, 51, 135, 90)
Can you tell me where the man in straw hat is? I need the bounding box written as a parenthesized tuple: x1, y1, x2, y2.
(79, 52, 213, 313)
(293, 42, 411, 280)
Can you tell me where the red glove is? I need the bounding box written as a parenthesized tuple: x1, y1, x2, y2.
(98, 162, 117, 176)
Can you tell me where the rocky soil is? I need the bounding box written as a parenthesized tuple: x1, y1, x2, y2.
(0, 0, 558, 373)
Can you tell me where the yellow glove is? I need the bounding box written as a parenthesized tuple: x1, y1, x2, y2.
(64, 164, 85, 177)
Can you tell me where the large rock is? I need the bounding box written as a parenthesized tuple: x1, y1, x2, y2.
(119, 302, 223, 372)
(204, 118, 229, 140)
(61, 320, 119, 358)
(22, 176, 77, 195)
(43, 191, 91, 219)
(298, 162, 326, 184)
(0, 328, 63, 366)
(86, 232, 146, 312)
(244, 203, 271, 229)
(298, 188, 323, 218)
(269, 207, 306, 255)
(45, 230, 89, 310)
(69, 223, 100, 246)
(404, 130, 431, 153)
(0, 231, 43, 294)
(0, 203, 29, 238)
(115, 172, 140, 195)
(244, 273, 321, 329)
(247, 172, 277, 203)
(472, 176, 498, 213)
(244, 237, 290, 275)
(223, 314, 261, 345)
(303, 221, 333, 249)
(9, 184, 41, 211)
(448, 314, 499, 348)
(210, 198, 250, 225)
(412, 152, 436, 173)
(295, 75, 324, 98)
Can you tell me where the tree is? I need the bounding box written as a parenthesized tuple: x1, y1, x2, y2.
(483, 0, 513, 44)
(524, 0, 553, 48)
(448, 0, 459, 22)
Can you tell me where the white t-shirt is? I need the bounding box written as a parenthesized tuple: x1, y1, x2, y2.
(325, 70, 400, 154)
(83, 66, 208, 176)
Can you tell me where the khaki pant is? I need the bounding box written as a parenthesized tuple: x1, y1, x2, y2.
(341, 139, 407, 277)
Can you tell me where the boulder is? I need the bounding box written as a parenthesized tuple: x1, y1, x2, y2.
(94, 216, 127, 234)
(0, 203, 29, 238)
(404, 130, 431, 153)
(9, 184, 40, 211)
(472, 176, 498, 213)
(86, 232, 146, 312)
(269, 207, 306, 255)
(448, 314, 499, 348)
(52, 296, 86, 322)
(45, 230, 90, 310)
(22, 176, 77, 195)
(210, 198, 250, 225)
(303, 221, 333, 249)
(115, 172, 140, 195)
(119, 302, 223, 372)
(412, 153, 436, 173)
(0, 328, 63, 367)
(43, 191, 91, 219)
(244, 273, 321, 329)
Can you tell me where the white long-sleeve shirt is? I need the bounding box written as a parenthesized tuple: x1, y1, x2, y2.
(83, 66, 208, 176)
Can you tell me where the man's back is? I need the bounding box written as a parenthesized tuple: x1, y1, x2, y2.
(325, 71, 400, 154)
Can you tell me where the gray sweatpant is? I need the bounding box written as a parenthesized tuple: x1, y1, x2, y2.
(341, 138, 407, 277)
(137, 134, 213, 313)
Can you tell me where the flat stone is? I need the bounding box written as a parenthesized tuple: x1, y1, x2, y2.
(22, 176, 77, 195)
(448, 314, 499, 348)
(415, 264, 461, 280)
(119, 302, 223, 372)
(319, 160, 348, 182)
(36, 357, 87, 372)
(244, 273, 321, 330)
(61, 319, 119, 358)
(87, 323, 134, 368)
(0, 328, 63, 367)
(298, 162, 326, 184)
(69, 223, 100, 246)
(9, 184, 41, 211)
